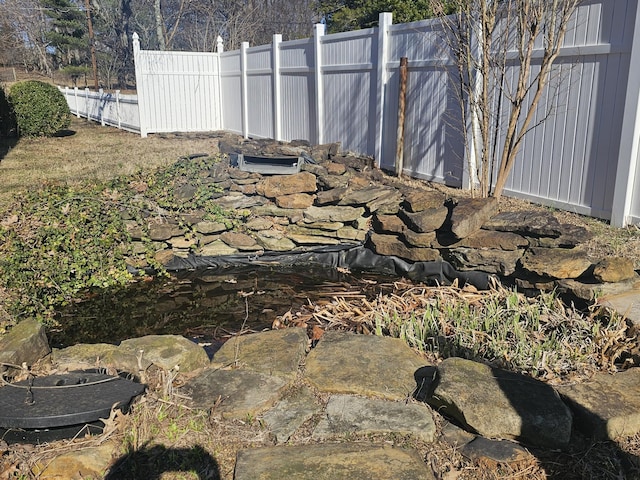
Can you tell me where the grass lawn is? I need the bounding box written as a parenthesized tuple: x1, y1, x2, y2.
(0, 117, 218, 212)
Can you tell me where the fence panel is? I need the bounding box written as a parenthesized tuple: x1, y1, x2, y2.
(320, 28, 378, 155)
(495, 0, 635, 219)
(134, 45, 221, 135)
(60, 87, 141, 133)
(279, 39, 316, 142)
(219, 52, 243, 135)
(385, 19, 464, 186)
(246, 44, 274, 139)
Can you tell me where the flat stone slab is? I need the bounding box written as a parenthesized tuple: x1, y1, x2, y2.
(460, 437, 532, 466)
(305, 331, 426, 400)
(483, 211, 563, 238)
(558, 368, 640, 440)
(185, 368, 288, 419)
(233, 443, 435, 480)
(312, 394, 436, 442)
(262, 386, 322, 443)
(211, 328, 308, 379)
(520, 246, 592, 279)
(118, 335, 209, 373)
(52, 343, 140, 374)
(428, 357, 572, 449)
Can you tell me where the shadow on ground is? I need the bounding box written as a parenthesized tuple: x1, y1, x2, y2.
(104, 444, 221, 479)
(0, 136, 18, 162)
(52, 129, 76, 138)
(414, 364, 640, 479)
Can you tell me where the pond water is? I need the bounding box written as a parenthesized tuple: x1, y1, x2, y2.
(48, 266, 400, 349)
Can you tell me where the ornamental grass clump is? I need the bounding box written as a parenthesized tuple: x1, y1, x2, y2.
(8, 80, 71, 137)
(284, 281, 632, 381)
(372, 285, 631, 380)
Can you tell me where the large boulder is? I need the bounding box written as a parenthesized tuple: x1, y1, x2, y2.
(558, 368, 640, 440)
(427, 357, 572, 449)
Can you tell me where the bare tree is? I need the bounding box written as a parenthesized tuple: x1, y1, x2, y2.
(431, 0, 583, 198)
(0, 0, 52, 74)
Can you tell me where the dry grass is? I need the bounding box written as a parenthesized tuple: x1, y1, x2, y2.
(0, 117, 219, 212)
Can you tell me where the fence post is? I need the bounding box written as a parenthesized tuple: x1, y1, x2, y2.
(73, 87, 80, 118)
(116, 89, 121, 129)
(99, 88, 105, 126)
(314, 23, 325, 145)
(374, 12, 392, 168)
(273, 34, 283, 141)
(215, 36, 224, 130)
(612, 0, 640, 226)
(241, 41, 249, 139)
(132, 32, 148, 137)
(85, 87, 90, 120)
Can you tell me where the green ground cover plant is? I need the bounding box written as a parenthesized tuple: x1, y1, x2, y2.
(0, 154, 232, 325)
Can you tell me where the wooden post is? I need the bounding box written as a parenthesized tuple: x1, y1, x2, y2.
(395, 57, 408, 177)
(84, 0, 99, 90)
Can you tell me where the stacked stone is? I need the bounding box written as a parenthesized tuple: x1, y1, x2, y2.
(121, 135, 637, 292)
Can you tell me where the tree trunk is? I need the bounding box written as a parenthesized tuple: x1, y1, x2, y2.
(154, 0, 165, 50)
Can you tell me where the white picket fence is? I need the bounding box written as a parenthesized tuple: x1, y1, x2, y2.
(60, 0, 640, 227)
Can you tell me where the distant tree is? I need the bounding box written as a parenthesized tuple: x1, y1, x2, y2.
(40, 0, 88, 68)
(0, 0, 53, 74)
(90, 0, 134, 87)
(319, 0, 449, 32)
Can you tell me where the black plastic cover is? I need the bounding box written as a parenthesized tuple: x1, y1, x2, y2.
(164, 245, 491, 290)
(0, 371, 145, 429)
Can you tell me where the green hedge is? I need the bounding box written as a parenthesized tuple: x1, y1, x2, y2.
(8, 80, 71, 137)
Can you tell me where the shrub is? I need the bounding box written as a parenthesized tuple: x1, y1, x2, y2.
(8, 80, 71, 137)
(0, 85, 16, 137)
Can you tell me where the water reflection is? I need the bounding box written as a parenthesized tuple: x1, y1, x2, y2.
(49, 266, 398, 348)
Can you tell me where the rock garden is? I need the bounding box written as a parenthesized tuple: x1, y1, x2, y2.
(1, 132, 640, 479)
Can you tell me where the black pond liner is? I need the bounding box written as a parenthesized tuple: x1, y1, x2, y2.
(161, 244, 492, 291)
(0, 370, 145, 444)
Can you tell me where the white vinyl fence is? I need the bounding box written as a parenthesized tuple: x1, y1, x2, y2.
(59, 0, 640, 227)
(61, 87, 140, 133)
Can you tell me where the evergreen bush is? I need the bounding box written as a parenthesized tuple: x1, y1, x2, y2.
(0, 85, 16, 137)
(8, 80, 71, 137)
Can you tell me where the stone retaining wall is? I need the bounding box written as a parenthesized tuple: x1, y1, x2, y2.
(123, 134, 637, 294)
